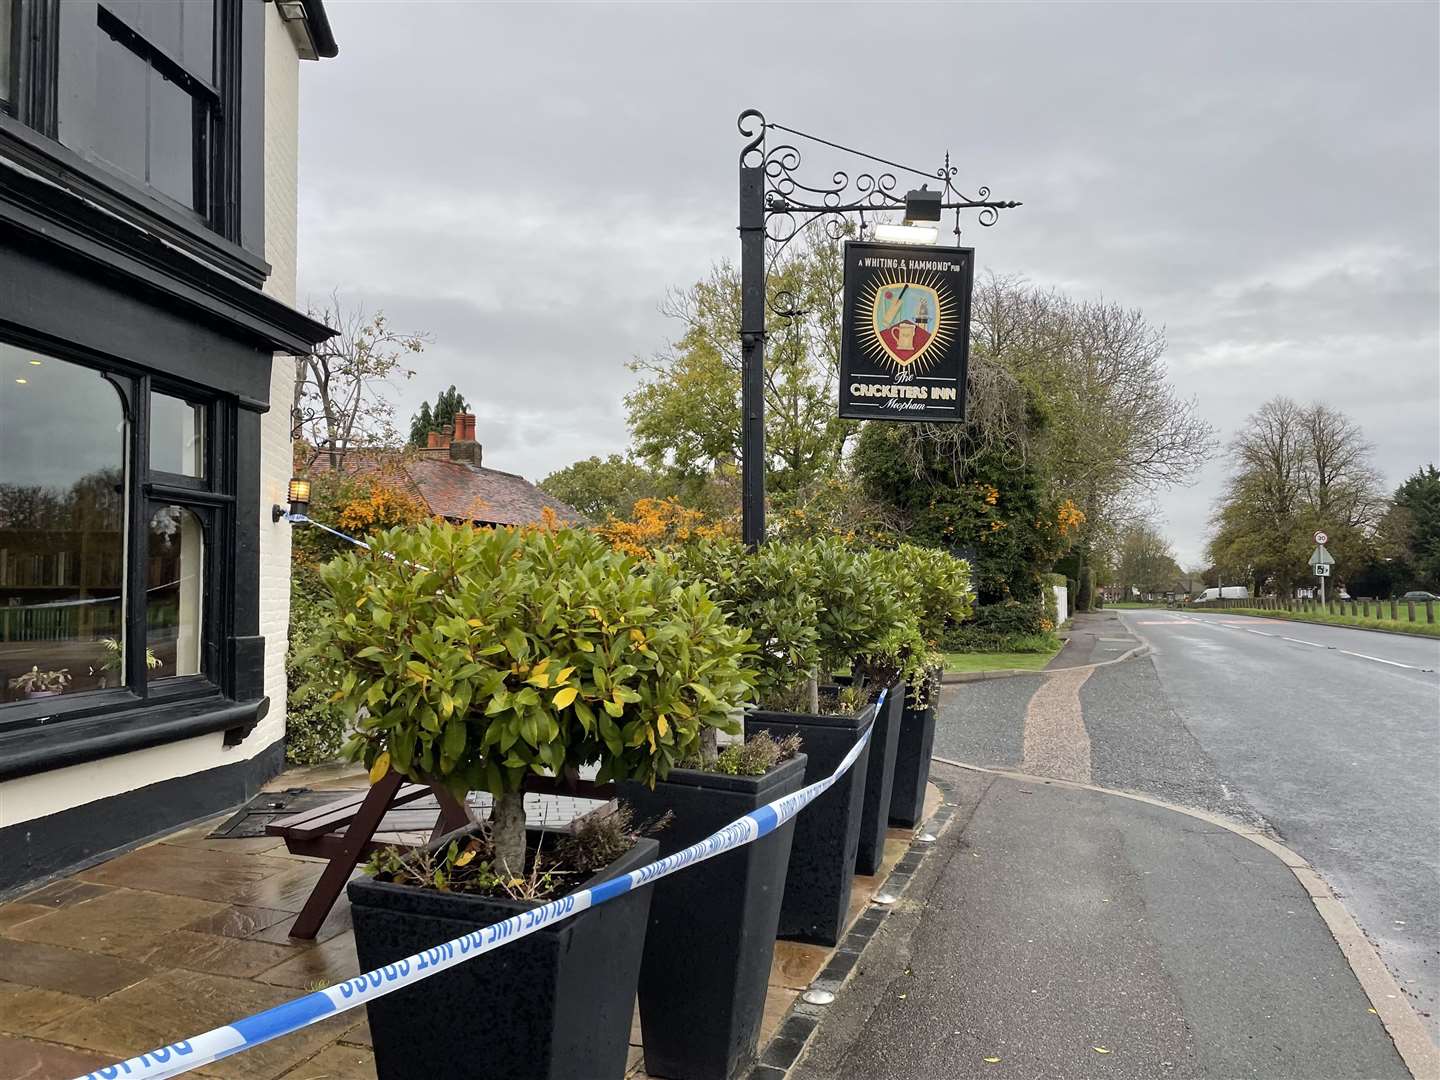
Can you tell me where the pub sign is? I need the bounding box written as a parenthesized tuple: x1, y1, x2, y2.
(837, 240, 974, 422)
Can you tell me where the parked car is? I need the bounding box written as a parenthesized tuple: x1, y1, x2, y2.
(1401, 590, 1439, 602)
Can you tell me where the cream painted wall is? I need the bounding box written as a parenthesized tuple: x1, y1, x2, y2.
(0, 4, 304, 831)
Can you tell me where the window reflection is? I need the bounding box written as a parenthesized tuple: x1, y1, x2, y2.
(150, 392, 205, 477)
(1, 346, 127, 703)
(147, 506, 203, 678)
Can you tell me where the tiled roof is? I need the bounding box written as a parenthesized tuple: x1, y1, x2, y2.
(301, 450, 583, 528)
(406, 458, 584, 527)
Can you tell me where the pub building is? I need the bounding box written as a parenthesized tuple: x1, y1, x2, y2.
(0, 0, 338, 893)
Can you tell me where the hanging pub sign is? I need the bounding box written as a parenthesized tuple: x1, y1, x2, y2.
(837, 240, 974, 422)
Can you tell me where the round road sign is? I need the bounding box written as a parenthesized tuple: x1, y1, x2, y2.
(1314, 530, 1328, 545)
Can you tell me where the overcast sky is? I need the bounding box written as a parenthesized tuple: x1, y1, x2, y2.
(297, 1, 1439, 567)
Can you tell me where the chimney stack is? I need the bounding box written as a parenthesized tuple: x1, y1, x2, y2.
(448, 413, 482, 467)
(426, 430, 442, 450)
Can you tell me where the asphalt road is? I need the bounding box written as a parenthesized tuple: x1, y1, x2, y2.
(933, 611, 1440, 1042)
(1120, 609, 1440, 1039)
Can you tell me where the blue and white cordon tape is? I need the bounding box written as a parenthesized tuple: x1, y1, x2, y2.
(71, 692, 881, 1080)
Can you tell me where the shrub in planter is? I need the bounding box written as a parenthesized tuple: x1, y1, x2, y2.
(311, 521, 754, 1080)
(620, 731, 807, 1080)
(883, 546, 973, 827)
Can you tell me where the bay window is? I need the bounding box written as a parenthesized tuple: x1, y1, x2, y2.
(0, 339, 229, 714)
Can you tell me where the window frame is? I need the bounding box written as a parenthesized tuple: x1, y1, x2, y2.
(0, 329, 238, 734)
(0, 0, 268, 287)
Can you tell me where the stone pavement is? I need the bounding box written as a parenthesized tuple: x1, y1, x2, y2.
(791, 764, 1415, 1080)
(0, 758, 940, 1080)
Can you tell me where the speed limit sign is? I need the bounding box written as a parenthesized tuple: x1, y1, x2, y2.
(1314, 531, 1328, 545)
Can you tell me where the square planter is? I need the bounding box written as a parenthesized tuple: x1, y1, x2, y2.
(746, 701, 876, 946)
(348, 827, 659, 1080)
(889, 676, 940, 829)
(619, 753, 808, 1080)
(855, 680, 904, 874)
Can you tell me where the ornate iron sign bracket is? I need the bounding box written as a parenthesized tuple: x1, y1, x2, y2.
(736, 107, 1021, 546)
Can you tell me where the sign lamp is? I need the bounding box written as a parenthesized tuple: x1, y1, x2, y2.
(872, 186, 944, 246)
(273, 477, 311, 522)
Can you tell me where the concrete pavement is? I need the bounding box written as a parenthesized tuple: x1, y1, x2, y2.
(793, 764, 1411, 1079)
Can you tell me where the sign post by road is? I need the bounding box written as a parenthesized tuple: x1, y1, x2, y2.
(1310, 534, 1335, 605)
(735, 109, 1019, 545)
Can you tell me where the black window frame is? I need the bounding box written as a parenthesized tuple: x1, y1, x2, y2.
(0, 0, 268, 287)
(0, 328, 238, 735)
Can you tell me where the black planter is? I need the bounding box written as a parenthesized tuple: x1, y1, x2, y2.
(348, 829, 659, 1080)
(619, 753, 808, 1080)
(745, 702, 875, 946)
(889, 682, 938, 829)
(854, 681, 905, 874)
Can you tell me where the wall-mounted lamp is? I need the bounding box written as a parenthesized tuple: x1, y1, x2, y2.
(273, 477, 311, 522)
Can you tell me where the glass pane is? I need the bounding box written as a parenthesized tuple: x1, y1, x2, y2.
(147, 506, 203, 679)
(1, 345, 127, 704)
(149, 392, 205, 477)
(180, 0, 214, 82)
(1, 1, 12, 105)
(137, 0, 181, 58)
(94, 29, 148, 183)
(148, 69, 196, 208)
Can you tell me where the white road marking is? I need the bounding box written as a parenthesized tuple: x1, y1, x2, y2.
(1337, 650, 1425, 670)
(1122, 612, 1438, 673)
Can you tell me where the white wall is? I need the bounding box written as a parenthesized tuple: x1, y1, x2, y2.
(252, 0, 303, 756)
(1053, 585, 1069, 626)
(0, 6, 303, 831)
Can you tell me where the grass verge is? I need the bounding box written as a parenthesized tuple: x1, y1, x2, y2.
(945, 645, 1062, 674)
(1200, 607, 1440, 639)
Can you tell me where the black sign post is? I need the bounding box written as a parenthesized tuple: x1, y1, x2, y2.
(736, 109, 1019, 545)
(838, 241, 973, 423)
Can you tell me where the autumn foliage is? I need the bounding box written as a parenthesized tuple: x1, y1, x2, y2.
(592, 497, 733, 558)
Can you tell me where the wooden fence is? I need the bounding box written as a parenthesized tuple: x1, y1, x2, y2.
(1182, 596, 1436, 625)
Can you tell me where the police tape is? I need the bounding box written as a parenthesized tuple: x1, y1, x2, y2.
(71, 693, 882, 1080)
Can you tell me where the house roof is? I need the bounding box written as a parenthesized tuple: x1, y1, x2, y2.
(406, 458, 584, 527)
(302, 450, 584, 528)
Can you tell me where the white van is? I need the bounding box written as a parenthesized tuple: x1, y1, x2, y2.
(1193, 586, 1250, 604)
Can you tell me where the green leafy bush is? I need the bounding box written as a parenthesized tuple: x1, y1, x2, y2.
(284, 577, 348, 765)
(308, 521, 755, 873)
(663, 537, 820, 705)
(810, 538, 910, 678)
(942, 600, 1053, 652)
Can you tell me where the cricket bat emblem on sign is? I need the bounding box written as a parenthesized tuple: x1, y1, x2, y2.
(839, 240, 974, 422)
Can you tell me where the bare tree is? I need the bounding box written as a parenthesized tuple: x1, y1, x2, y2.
(967, 274, 1217, 572)
(293, 294, 429, 469)
(1209, 397, 1385, 593)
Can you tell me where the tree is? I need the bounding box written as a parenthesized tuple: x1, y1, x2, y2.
(1110, 520, 1182, 598)
(294, 295, 428, 468)
(852, 406, 1084, 607)
(970, 274, 1217, 566)
(408, 385, 470, 447)
(1396, 466, 1440, 590)
(625, 226, 854, 499)
(1208, 397, 1385, 594)
(1360, 464, 1440, 595)
(538, 455, 664, 521)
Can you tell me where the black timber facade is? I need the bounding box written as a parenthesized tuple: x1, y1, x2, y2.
(0, 0, 336, 893)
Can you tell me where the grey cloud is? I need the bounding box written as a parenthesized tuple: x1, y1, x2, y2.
(299, 1, 1439, 565)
